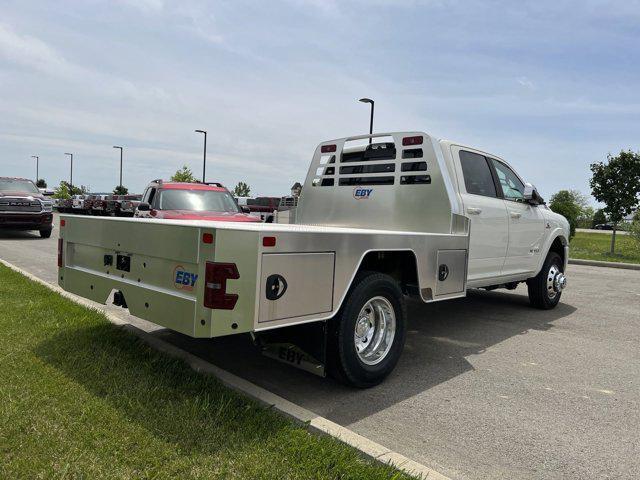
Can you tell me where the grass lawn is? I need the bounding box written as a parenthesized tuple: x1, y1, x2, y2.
(570, 231, 640, 264)
(0, 264, 410, 480)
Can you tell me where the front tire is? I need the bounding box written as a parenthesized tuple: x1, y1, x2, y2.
(527, 251, 565, 309)
(39, 227, 52, 239)
(328, 272, 406, 388)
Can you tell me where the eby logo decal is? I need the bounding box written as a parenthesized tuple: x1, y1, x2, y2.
(353, 187, 373, 199)
(173, 265, 198, 291)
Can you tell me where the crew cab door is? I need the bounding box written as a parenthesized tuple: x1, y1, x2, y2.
(488, 158, 545, 275)
(454, 148, 509, 282)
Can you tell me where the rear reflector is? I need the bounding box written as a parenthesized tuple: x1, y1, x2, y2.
(263, 236, 276, 247)
(60, 219, 66, 227)
(204, 262, 239, 310)
(202, 233, 214, 244)
(57, 239, 63, 268)
(321, 144, 337, 153)
(402, 135, 423, 146)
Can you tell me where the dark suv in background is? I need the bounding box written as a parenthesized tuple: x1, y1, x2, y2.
(0, 177, 53, 238)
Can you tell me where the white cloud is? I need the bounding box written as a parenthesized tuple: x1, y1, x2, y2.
(517, 76, 535, 90)
(0, 23, 85, 79)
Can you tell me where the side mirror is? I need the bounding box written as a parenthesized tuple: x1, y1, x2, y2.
(241, 206, 251, 214)
(137, 202, 150, 212)
(523, 183, 544, 205)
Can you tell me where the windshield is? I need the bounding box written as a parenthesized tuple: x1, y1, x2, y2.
(0, 179, 40, 194)
(158, 189, 240, 213)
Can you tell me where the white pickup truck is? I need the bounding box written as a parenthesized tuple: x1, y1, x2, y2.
(58, 131, 569, 387)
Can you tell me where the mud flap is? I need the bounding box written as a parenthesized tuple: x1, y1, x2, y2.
(254, 321, 328, 377)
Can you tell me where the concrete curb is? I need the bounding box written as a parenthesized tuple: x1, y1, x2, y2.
(569, 258, 640, 271)
(0, 258, 450, 480)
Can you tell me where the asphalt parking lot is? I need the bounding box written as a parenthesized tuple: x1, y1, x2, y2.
(1, 214, 639, 480)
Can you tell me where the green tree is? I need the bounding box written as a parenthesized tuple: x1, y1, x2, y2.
(548, 190, 587, 239)
(170, 165, 198, 183)
(592, 208, 607, 227)
(577, 206, 594, 228)
(52, 181, 88, 199)
(113, 185, 129, 195)
(36, 179, 47, 188)
(590, 150, 640, 254)
(232, 181, 251, 197)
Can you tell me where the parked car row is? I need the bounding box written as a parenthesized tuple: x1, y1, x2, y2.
(55, 194, 142, 217)
(50, 182, 301, 224)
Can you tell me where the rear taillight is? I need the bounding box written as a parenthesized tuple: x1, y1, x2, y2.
(57, 239, 63, 267)
(402, 135, 423, 146)
(204, 262, 239, 310)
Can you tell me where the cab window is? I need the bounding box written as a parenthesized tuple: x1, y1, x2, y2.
(459, 150, 497, 198)
(490, 159, 525, 201)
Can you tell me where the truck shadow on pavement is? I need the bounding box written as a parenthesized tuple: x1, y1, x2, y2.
(152, 288, 577, 426)
(0, 230, 42, 240)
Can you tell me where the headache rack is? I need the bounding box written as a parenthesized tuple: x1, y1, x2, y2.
(311, 134, 431, 188)
(296, 131, 460, 235)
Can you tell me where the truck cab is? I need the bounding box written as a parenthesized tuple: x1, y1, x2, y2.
(441, 142, 568, 288)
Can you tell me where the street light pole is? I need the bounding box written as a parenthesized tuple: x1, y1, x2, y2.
(64, 153, 73, 189)
(195, 130, 207, 183)
(358, 98, 375, 144)
(31, 155, 39, 183)
(113, 146, 123, 188)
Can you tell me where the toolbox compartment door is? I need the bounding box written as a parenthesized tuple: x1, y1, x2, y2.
(435, 249, 467, 296)
(259, 252, 334, 323)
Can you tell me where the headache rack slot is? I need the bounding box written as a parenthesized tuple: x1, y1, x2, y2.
(339, 176, 395, 186)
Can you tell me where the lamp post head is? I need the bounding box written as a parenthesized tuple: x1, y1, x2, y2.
(359, 98, 374, 105)
(195, 129, 206, 134)
(31, 155, 38, 159)
(65, 152, 72, 156)
(113, 145, 122, 150)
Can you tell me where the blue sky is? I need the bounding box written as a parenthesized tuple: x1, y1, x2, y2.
(1, 0, 638, 201)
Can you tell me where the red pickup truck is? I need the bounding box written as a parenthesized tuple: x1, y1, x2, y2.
(0, 177, 54, 238)
(134, 180, 261, 222)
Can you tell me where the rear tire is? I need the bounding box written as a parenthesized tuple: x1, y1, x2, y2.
(39, 228, 52, 239)
(328, 271, 406, 388)
(527, 251, 564, 309)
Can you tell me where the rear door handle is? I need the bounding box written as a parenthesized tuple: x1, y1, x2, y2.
(510, 211, 522, 219)
(467, 207, 482, 215)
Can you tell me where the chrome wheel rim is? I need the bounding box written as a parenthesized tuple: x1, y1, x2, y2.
(546, 264, 566, 299)
(354, 296, 396, 366)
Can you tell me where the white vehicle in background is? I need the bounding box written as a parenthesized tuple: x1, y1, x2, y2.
(71, 195, 87, 211)
(58, 131, 569, 387)
(234, 196, 252, 206)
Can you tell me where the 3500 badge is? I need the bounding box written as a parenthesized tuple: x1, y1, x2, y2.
(173, 265, 198, 291)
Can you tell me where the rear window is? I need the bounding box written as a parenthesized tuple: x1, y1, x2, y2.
(0, 179, 39, 194)
(459, 150, 497, 198)
(158, 189, 239, 212)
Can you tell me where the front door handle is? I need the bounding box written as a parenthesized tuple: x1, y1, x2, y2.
(467, 207, 482, 215)
(510, 211, 522, 219)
